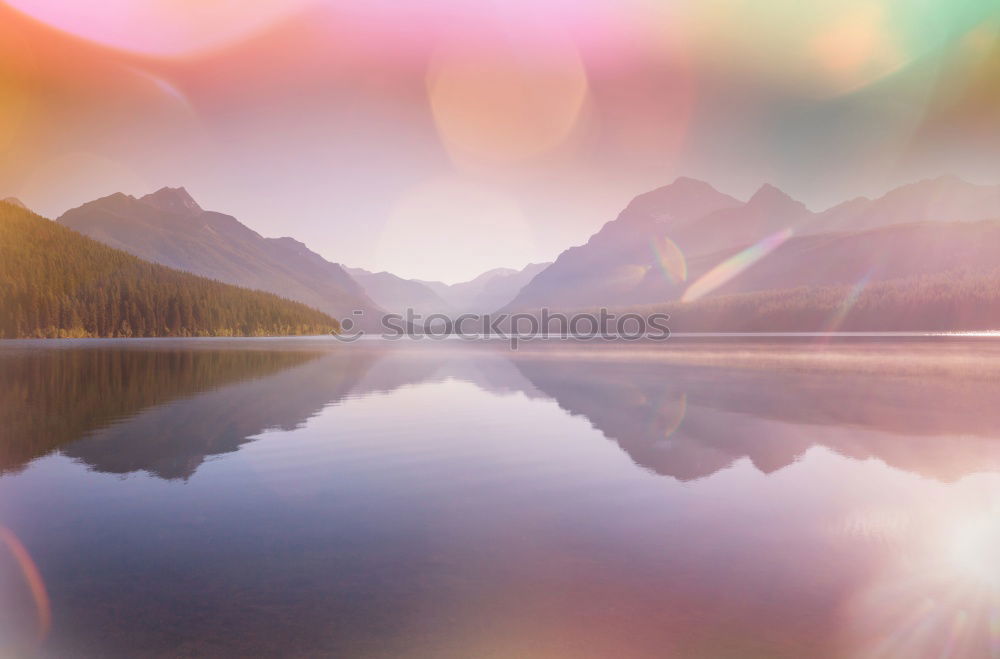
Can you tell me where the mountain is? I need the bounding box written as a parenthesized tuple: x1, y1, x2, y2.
(507, 176, 1000, 312)
(643, 265, 1000, 333)
(347, 262, 551, 319)
(703, 220, 1000, 296)
(504, 177, 743, 311)
(417, 269, 514, 310)
(345, 267, 455, 319)
(672, 183, 813, 256)
(58, 187, 382, 328)
(809, 175, 1000, 234)
(0, 200, 340, 338)
(509, 219, 1000, 331)
(418, 262, 551, 314)
(625, 219, 1000, 306)
(468, 262, 550, 313)
(612, 175, 745, 230)
(2, 197, 26, 209)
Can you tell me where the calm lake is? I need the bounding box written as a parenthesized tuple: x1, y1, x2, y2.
(1, 337, 999, 658)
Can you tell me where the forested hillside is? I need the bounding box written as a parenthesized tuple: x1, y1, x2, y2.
(0, 201, 340, 338)
(57, 187, 382, 327)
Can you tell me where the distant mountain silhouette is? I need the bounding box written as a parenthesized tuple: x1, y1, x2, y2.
(662, 183, 809, 259)
(437, 263, 551, 314)
(48, 177, 1000, 330)
(345, 267, 456, 319)
(810, 175, 1000, 234)
(507, 176, 1000, 313)
(2, 196, 26, 209)
(507, 178, 741, 310)
(59, 187, 383, 327)
(348, 262, 550, 318)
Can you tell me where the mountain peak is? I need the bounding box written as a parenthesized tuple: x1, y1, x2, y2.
(468, 267, 518, 283)
(929, 173, 966, 185)
(273, 236, 307, 249)
(670, 176, 717, 192)
(621, 177, 741, 227)
(748, 183, 803, 209)
(2, 196, 27, 209)
(140, 186, 202, 214)
(644, 176, 727, 203)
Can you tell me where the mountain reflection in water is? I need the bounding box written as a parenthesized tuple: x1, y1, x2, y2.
(4, 340, 999, 484)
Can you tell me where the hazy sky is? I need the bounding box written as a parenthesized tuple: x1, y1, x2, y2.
(2, 0, 998, 282)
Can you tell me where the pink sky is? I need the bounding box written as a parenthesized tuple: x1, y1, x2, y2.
(1, 0, 998, 282)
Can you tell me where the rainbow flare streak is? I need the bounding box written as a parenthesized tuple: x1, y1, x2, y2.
(0, 527, 51, 644)
(681, 227, 794, 303)
(822, 271, 874, 333)
(650, 235, 687, 284)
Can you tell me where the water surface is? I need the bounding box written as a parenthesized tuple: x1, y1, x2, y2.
(1, 338, 999, 658)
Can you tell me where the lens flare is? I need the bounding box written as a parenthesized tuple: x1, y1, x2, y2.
(846, 499, 1000, 659)
(426, 34, 589, 166)
(681, 228, 794, 303)
(3, 0, 311, 57)
(944, 514, 1000, 587)
(822, 271, 873, 334)
(810, 4, 906, 94)
(650, 234, 687, 284)
(0, 527, 51, 643)
(657, 392, 687, 439)
(0, 27, 33, 154)
(375, 177, 537, 283)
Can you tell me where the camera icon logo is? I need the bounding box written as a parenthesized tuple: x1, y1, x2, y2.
(331, 310, 366, 342)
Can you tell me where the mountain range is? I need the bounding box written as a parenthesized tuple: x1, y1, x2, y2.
(346, 263, 550, 319)
(9, 174, 1000, 334)
(58, 188, 383, 328)
(506, 175, 1000, 313)
(57, 187, 547, 323)
(418, 264, 551, 314)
